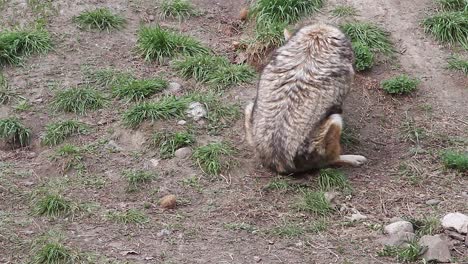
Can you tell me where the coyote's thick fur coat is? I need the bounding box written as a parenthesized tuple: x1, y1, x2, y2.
(245, 23, 367, 174)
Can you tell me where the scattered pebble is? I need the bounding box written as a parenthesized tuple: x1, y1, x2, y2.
(186, 102, 207, 121)
(160, 194, 176, 209)
(441, 212, 468, 234)
(419, 235, 451, 263)
(149, 159, 159, 168)
(425, 199, 441, 206)
(348, 212, 368, 222)
(177, 120, 187, 125)
(174, 147, 192, 159)
(253, 256, 261, 262)
(148, 15, 155, 21)
(157, 229, 172, 237)
(384, 221, 414, 235)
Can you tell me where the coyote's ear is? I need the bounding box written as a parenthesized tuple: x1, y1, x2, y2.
(283, 28, 292, 40)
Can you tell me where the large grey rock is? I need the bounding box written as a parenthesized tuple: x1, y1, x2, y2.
(419, 235, 451, 263)
(174, 147, 192, 159)
(378, 231, 416, 246)
(384, 221, 414, 235)
(441, 212, 468, 234)
(186, 102, 207, 121)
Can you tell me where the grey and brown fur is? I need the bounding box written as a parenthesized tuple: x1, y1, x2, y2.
(245, 23, 367, 174)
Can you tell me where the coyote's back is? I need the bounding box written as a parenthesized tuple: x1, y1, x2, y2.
(245, 23, 356, 173)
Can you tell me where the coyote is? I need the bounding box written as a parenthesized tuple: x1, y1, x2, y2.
(244, 23, 367, 174)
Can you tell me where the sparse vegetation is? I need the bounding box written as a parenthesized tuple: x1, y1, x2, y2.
(0, 27, 52, 66)
(193, 142, 236, 176)
(34, 193, 77, 218)
(83, 67, 133, 88)
(250, 0, 324, 25)
(441, 150, 468, 172)
(53, 144, 85, 173)
(151, 130, 195, 158)
(405, 216, 442, 236)
(244, 19, 288, 61)
(160, 0, 195, 20)
(0, 117, 31, 147)
(31, 238, 76, 264)
(136, 26, 209, 63)
(74, 8, 126, 31)
(437, 0, 468, 11)
(122, 170, 156, 192)
(112, 77, 168, 101)
(400, 115, 426, 144)
(298, 190, 333, 216)
(352, 41, 374, 71)
(41, 120, 89, 146)
(341, 22, 394, 56)
(332, 5, 357, 17)
(381, 74, 419, 95)
(270, 222, 304, 237)
(317, 168, 351, 192)
(377, 240, 422, 262)
(51, 86, 106, 114)
(423, 11, 468, 48)
(447, 55, 468, 74)
(0, 73, 20, 105)
(106, 209, 149, 224)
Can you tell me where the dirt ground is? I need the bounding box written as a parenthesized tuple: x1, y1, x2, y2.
(0, 0, 467, 263)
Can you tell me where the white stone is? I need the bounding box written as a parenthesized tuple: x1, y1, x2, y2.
(186, 102, 207, 121)
(174, 147, 192, 159)
(441, 212, 468, 234)
(384, 221, 414, 235)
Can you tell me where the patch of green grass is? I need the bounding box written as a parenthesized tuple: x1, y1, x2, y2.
(377, 240, 422, 262)
(352, 41, 374, 71)
(270, 223, 304, 237)
(264, 178, 294, 191)
(13, 100, 31, 112)
(106, 209, 149, 224)
(31, 241, 75, 264)
(307, 218, 328, 233)
(122, 95, 187, 127)
(405, 216, 442, 236)
(447, 55, 468, 74)
(160, 0, 195, 20)
(53, 144, 85, 173)
(136, 26, 209, 63)
(381, 74, 419, 95)
(332, 5, 357, 17)
(51, 86, 106, 114)
(437, 0, 468, 11)
(244, 19, 287, 61)
(317, 168, 351, 192)
(423, 11, 468, 49)
(151, 130, 195, 159)
(113, 78, 168, 101)
(441, 150, 468, 172)
(0, 27, 52, 66)
(0, 117, 31, 147)
(297, 190, 334, 216)
(208, 64, 256, 89)
(34, 193, 77, 218)
(83, 67, 133, 88)
(224, 222, 258, 233)
(74, 8, 126, 31)
(122, 170, 156, 192)
(341, 22, 394, 56)
(250, 0, 324, 25)
(193, 142, 236, 176)
(41, 120, 89, 146)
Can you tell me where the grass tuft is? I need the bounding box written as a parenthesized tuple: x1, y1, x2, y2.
(31, 241, 75, 264)
(244, 19, 288, 61)
(53, 144, 85, 173)
(250, 0, 324, 24)
(74, 8, 126, 31)
(51, 86, 106, 114)
(377, 240, 423, 262)
(151, 130, 194, 159)
(0, 117, 31, 147)
(0, 27, 52, 66)
(41, 120, 89, 146)
(441, 150, 468, 172)
(83, 67, 133, 88)
(112, 78, 168, 101)
(0, 73, 20, 105)
(317, 168, 351, 192)
(193, 142, 236, 176)
(332, 5, 358, 17)
(405, 216, 442, 236)
(34, 193, 77, 218)
(423, 11, 468, 48)
(106, 209, 149, 224)
(297, 190, 333, 216)
(436, 0, 468, 11)
(352, 41, 374, 71)
(341, 22, 394, 56)
(447, 55, 468, 74)
(136, 26, 209, 63)
(381, 74, 419, 95)
(122, 95, 187, 127)
(160, 0, 195, 20)
(122, 170, 156, 192)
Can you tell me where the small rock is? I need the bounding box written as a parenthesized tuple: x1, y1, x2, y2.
(160, 194, 176, 209)
(425, 199, 441, 206)
(166, 82, 182, 94)
(148, 15, 155, 21)
(149, 159, 159, 168)
(174, 147, 192, 159)
(239, 7, 248, 21)
(295, 241, 303, 247)
(157, 229, 171, 237)
(441, 212, 468, 234)
(379, 232, 416, 246)
(253, 256, 261, 262)
(348, 212, 368, 222)
(177, 120, 187, 125)
(186, 102, 207, 121)
(419, 235, 451, 263)
(384, 221, 414, 235)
